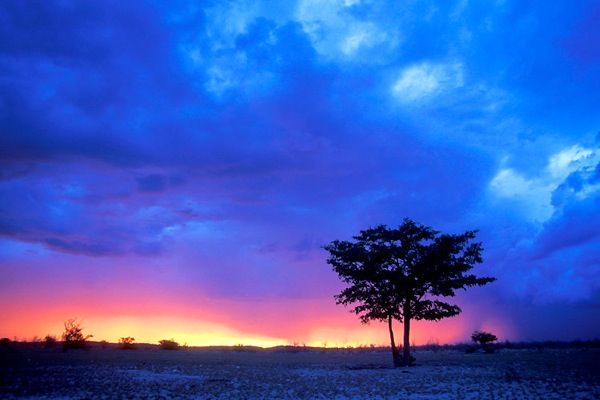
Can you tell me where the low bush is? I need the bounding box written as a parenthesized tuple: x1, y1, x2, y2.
(471, 331, 498, 346)
(62, 318, 93, 351)
(119, 337, 136, 350)
(471, 330, 497, 353)
(159, 339, 179, 350)
(234, 344, 246, 352)
(44, 335, 58, 348)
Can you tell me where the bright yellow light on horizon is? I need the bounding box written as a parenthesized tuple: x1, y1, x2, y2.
(61, 316, 404, 348)
(86, 316, 289, 347)
(3, 309, 478, 348)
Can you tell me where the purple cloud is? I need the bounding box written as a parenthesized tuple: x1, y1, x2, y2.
(1, 0, 599, 343)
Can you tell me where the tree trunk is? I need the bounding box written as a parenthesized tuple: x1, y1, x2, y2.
(402, 306, 411, 367)
(388, 316, 401, 368)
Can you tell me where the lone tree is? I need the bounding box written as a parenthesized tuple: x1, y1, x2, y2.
(471, 330, 498, 352)
(62, 318, 93, 351)
(323, 219, 496, 367)
(119, 337, 136, 350)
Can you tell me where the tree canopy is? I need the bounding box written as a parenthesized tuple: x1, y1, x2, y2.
(471, 330, 498, 345)
(323, 219, 496, 367)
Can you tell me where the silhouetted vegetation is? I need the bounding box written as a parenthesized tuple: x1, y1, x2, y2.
(323, 219, 496, 367)
(472, 330, 498, 353)
(472, 330, 498, 345)
(44, 334, 58, 348)
(159, 339, 179, 350)
(119, 337, 136, 350)
(494, 339, 600, 351)
(0, 337, 11, 346)
(61, 318, 93, 351)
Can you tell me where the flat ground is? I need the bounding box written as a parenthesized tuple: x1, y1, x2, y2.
(1, 345, 599, 399)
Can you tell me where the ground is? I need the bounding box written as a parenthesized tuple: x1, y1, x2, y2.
(1, 344, 599, 399)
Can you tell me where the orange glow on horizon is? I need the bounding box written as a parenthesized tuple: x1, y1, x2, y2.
(1, 254, 513, 347)
(0, 288, 502, 347)
(2, 311, 479, 348)
(89, 316, 291, 347)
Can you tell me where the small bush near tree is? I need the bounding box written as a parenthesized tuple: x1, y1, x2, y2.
(159, 339, 179, 350)
(62, 318, 93, 351)
(119, 337, 136, 350)
(471, 330, 498, 353)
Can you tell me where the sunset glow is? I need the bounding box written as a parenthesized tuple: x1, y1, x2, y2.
(1, 0, 599, 347)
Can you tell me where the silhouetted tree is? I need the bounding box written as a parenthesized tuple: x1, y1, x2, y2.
(471, 330, 498, 352)
(159, 339, 179, 350)
(44, 334, 58, 348)
(62, 318, 93, 351)
(323, 219, 496, 367)
(119, 337, 136, 350)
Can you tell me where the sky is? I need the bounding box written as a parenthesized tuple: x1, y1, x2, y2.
(1, 0, 599, 347)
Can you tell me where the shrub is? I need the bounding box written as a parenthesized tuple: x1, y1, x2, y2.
(159, 339, 179, 350)
(0, 338, 11, 346)
(471, 331, 498, 346)
(471, 330, 498, 353)
(44, 335, 58, 348)
(62, 318, 93, 351)
(119, 337, 136, 350)
(409, 355, 417, 366)
(233, 344, 246, 352)
(422, 340, 441, 352)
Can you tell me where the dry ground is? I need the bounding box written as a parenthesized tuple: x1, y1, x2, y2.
(1, 345, 599, 399)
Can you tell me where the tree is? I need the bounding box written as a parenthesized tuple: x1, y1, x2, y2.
(159, 339, 179, 350)
(62, 318, 93, 351)
(471, 330, 498, 352)
(323, 219, 496, 367)
(119, 336, 136, 350)
(44, 334, 58, 348)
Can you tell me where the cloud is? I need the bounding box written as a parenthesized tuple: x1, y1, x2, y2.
(0, 1, 200, 170)
(0, 165, 198, 257)
(392, 62, 464, 103)
(548, 145, 598, 181)
(340, 22, 389, 55)
(1, 0, 600, 344)
(489, 144, 600, 223)
(488, 142, 600, 304)
(490, 168, 555, 222)
(296, 0, 401, 63)
(136, 174, 167, 193)
(184, 12, 325, 102)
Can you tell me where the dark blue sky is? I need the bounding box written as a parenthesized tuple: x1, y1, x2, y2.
(1, 0, 599, 345)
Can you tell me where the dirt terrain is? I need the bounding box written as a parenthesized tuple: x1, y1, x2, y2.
(1, 345, 599, 399)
